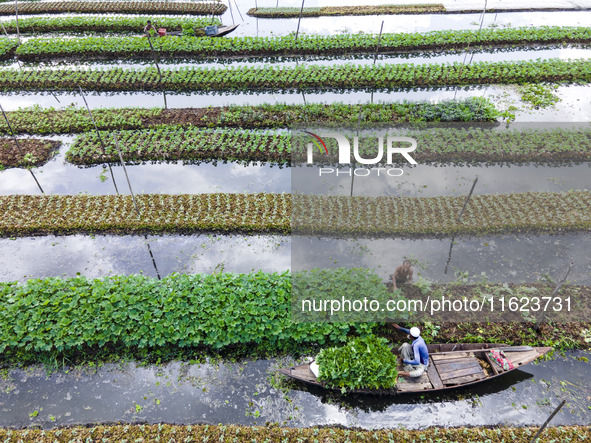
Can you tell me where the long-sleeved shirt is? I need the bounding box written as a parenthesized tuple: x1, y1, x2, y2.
(400, 327, 429, 366)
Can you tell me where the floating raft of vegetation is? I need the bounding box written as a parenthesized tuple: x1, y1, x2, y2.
(1, 191, 590, 237)
(0, 16, 221, 34)
(0, 99, 499, 135)
(248, 4, 446, 17)
(248, 4, 591, 17)
(0, 271, 375, 362)
(0, 270, 589, 366)
(66, 126, 591, 165)
(12, 26, 591, 60)
(0, 1, 227, 16)
(0, 139, 60, 169)
(1, 59, 589, 92)
(0, 423, 590, 442)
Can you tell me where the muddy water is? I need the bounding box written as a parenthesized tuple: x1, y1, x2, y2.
(0, 351, 589, 429)
(1, 231, 590, 284)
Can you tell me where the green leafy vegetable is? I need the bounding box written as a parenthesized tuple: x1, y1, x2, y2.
(316, 335, 399, 391)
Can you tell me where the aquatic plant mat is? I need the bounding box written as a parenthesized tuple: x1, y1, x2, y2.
(65, 125, 591, 165)
(0, 424, 589, 441)
(248, 4, 445, 17)
(1, 191, 591, 237)
(0, 1, 226, 16)
(0, 99, 498, 135)
(0, 16, 221, 34)
(1, 58, 590, 92)
(10, 27, 591, 61)
(1, 270, 589, 366)
(248, 4, 591, 17)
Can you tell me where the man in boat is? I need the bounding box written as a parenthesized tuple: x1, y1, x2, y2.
(390, 259, 414, 290)
(143, 20, 158, 37)
(390, 324, 429, 378)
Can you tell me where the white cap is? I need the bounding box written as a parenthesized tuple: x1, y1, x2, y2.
(410, 327, 420, 338)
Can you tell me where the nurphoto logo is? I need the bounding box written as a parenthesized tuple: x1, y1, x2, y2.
(304, 131, 418, 177)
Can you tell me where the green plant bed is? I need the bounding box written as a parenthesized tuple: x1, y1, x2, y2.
(1, 191, 591, 238)
(15, 26, 591, 61)
(316, 335, 399, 391)
(1, 58, 589, 92)
(66, 125, 591, 165)
(0, 424, 589, 442)
(0, 99, 499, 135)
(0, 272, 375, 365)
(0, 1, 226, 16)
(248, 4, 446, 17)
(292, 191, 591, 237)
(0, 16, 221, 35)
(67, 127, 292, 164)
(0, 138, 60, 169)
(0, 38, 18, 59)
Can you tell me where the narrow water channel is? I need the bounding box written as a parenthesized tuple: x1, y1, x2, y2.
(2, 84, 590, 123)
(1, 232, 590, 284)
(1, 351, 589, 429)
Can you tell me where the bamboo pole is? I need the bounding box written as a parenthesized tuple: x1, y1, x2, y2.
(79, 86, 119, 194)
(15, 0, 20, 45)
(373, 21, 384, 65)
(456, 176, 478, 222)
(529, 400, 566, 443)
(295, 0, 305, 42)
(113, 134, 140, 217)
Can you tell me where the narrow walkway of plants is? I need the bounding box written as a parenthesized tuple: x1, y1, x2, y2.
(65, 126, 591, 165)
(0, 1, 226, 16)
(1, 191, 590, 237)
(0, 99, 499, 135)
(8, 27, 591, 61)
(2, 58, 588, 92)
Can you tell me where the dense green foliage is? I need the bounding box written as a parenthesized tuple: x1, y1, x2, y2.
(0, 272, 373, 355)
(0, 38, 18, 58)
(0, 1, 226, 16)
(0, 99, 499, 135)
(15, 26, 591, 60)
(1, 58, 589, 92)
(1, 191, 590, 237)
(67, 127, 291, 164)
(0, 16, 221, 34)
(0, 424, 589, 442)
(316, 335, 399, 390)
(67, 125, 591, 165)
(248, 4, 445, 17)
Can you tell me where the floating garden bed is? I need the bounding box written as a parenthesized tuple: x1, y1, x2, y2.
(248, 4, 591, 17)
(13, 27, 591, 61)
(1, 58, 589, 92)
(0, 271, 375, 361)
(0, 99, 499, 135)
(1, 191, 590, 237)
(0, 16, 221, 35)
(248, 4, 446, 17)
(0, 424, 589, 442)
(0, 138, 60, 169)
(0, 271, 589, 366)
(0, 1, 226, 16)
(66, 126, 591, 165)
(0, 38, 18, 59)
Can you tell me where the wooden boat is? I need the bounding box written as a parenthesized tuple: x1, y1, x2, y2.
(278, 343, 553, 395)
(163, 25, 239, 37)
